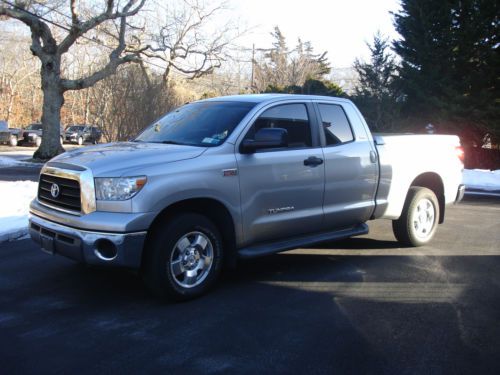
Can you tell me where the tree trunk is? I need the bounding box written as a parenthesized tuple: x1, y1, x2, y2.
(34, 55, 65, 160)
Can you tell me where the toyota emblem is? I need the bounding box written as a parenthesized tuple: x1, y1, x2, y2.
(50, 183, 60, 198)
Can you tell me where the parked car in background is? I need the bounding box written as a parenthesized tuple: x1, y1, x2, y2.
(20, 123, 64, 146)
(21, 123, 43, 147)
(64, 125, 102, 145)
(0, 120, 24, 146)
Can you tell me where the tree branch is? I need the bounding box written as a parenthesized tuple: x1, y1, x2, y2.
(58, 0, 146, 54)
(61, 53, 139, 91)
(0, 3, 57, 56)
(60, 8, 142, 91)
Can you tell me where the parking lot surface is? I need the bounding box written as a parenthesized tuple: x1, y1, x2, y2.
(0, 197, 499, 374)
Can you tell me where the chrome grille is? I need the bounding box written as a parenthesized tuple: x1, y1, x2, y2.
(38, 174, 81, 213)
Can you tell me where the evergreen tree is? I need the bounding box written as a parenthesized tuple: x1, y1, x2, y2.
(353, 32, 400, 131)
(393, 0, 499, 139)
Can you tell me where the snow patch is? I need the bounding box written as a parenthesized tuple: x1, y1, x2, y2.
(0, 155, 39, 167)
(0, 181, 38, 242)
(463, 169, 500, 192)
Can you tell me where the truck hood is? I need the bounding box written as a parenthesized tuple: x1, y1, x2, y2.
(51, 142, 207, 176)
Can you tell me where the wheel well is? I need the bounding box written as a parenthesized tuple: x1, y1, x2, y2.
(410, 172, 445, 223)
(142, 198, 237, 268)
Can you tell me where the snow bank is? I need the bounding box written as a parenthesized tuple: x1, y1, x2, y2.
(463, 169, 500, 192)
(0, 181, 37, 242)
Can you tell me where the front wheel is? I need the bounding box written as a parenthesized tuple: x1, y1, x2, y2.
(392, 187, 440, 247)
(142, 213, 223, 300)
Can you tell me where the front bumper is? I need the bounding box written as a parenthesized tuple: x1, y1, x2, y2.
(65, 134, 78, 143)
(29, 214, 147, 268)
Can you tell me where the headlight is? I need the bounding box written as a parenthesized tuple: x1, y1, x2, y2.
(95, 176, 147, 201)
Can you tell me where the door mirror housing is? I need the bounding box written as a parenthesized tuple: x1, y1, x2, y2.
(241, 128, 288, 153)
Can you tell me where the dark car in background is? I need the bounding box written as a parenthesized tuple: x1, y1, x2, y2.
(20, 123, 64, 146)
(64, 125, 102, 145)
(20, 123, 43, 147)
(0, 120, 23, 146)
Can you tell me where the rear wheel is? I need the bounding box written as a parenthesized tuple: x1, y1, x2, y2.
(392, 187, 439, 247)
(142, 213, 223, 300)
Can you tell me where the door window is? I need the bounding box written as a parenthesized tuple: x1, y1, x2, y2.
(318, 104, 354, 146)
(245, 103, 312, 149)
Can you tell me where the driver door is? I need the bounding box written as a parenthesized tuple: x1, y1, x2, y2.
(236, 102, 325, 246)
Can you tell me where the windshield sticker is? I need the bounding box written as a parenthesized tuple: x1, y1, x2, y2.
(213, 130, 228, 140)
(154, 123, 161, 132)
(202, 137, 220, 145)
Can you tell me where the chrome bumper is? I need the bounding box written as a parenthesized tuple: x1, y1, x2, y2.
(29, 214, 147, 268)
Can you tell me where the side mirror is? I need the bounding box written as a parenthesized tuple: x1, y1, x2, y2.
(241, 128, 288, 153)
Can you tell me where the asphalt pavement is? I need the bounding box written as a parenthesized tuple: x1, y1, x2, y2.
(0, 197, 499, 374)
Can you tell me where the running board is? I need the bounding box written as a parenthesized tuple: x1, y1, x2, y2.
(238, 223, 369, 259)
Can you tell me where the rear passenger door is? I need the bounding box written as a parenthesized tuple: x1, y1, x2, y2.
(316, 102, 378, 229)
(236, 102, 325, 246)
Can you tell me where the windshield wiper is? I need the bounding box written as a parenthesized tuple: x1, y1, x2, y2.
(161, 140, 186, 145)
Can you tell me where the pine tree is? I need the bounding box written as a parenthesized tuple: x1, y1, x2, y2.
(393, 0, 499, 139)
(353, 32, 400, 131)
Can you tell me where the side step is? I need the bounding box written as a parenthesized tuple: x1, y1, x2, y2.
(238, 223, 369, 259)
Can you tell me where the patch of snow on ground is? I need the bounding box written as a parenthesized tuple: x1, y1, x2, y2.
(0, 181, 37, 242)
(0, 156, 22, 167)
(463, 169, 500, 192)
(0, 155, 39, 167)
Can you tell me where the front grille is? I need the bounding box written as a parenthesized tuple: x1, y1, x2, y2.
(38, 174, 81, 213)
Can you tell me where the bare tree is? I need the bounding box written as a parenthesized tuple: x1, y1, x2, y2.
(142, 0, 241, 85)
(0, 0, 147, 159)
(0, 35, 40, 124)
(254, 27, 331, 92)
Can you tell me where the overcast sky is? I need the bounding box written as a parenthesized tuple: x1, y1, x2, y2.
(228, 0, 401, 68)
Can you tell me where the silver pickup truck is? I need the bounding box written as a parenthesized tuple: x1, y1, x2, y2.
(29, 94, 464, 300)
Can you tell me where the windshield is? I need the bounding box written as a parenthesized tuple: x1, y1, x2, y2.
(26, 124, 43, 131)
(67, 126, 86, 131)
(134, 101, 256, 147)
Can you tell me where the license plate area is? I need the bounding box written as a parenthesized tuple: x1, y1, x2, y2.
(40, 232, 55, 254)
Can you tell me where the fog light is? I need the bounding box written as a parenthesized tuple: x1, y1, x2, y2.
(94, 239, 118, 261)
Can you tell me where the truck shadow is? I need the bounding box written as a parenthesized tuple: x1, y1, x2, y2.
(311, 237, 404, 250)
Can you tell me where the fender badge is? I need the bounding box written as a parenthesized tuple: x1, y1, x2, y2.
(223, 168, 238, 177)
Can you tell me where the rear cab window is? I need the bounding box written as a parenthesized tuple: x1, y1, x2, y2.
(317, 103, 354, 146)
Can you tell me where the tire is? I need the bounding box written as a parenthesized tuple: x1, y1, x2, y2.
(392, 187, 440, 247)
(35, 137, 41, 147)
(9, 136, 17, 147)
(142, 213, 223, 300)
(77, 136, 83, 146)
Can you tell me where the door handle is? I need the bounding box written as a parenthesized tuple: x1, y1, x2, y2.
(370, 151, 377, 163)
(304, 156, 324, 166)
